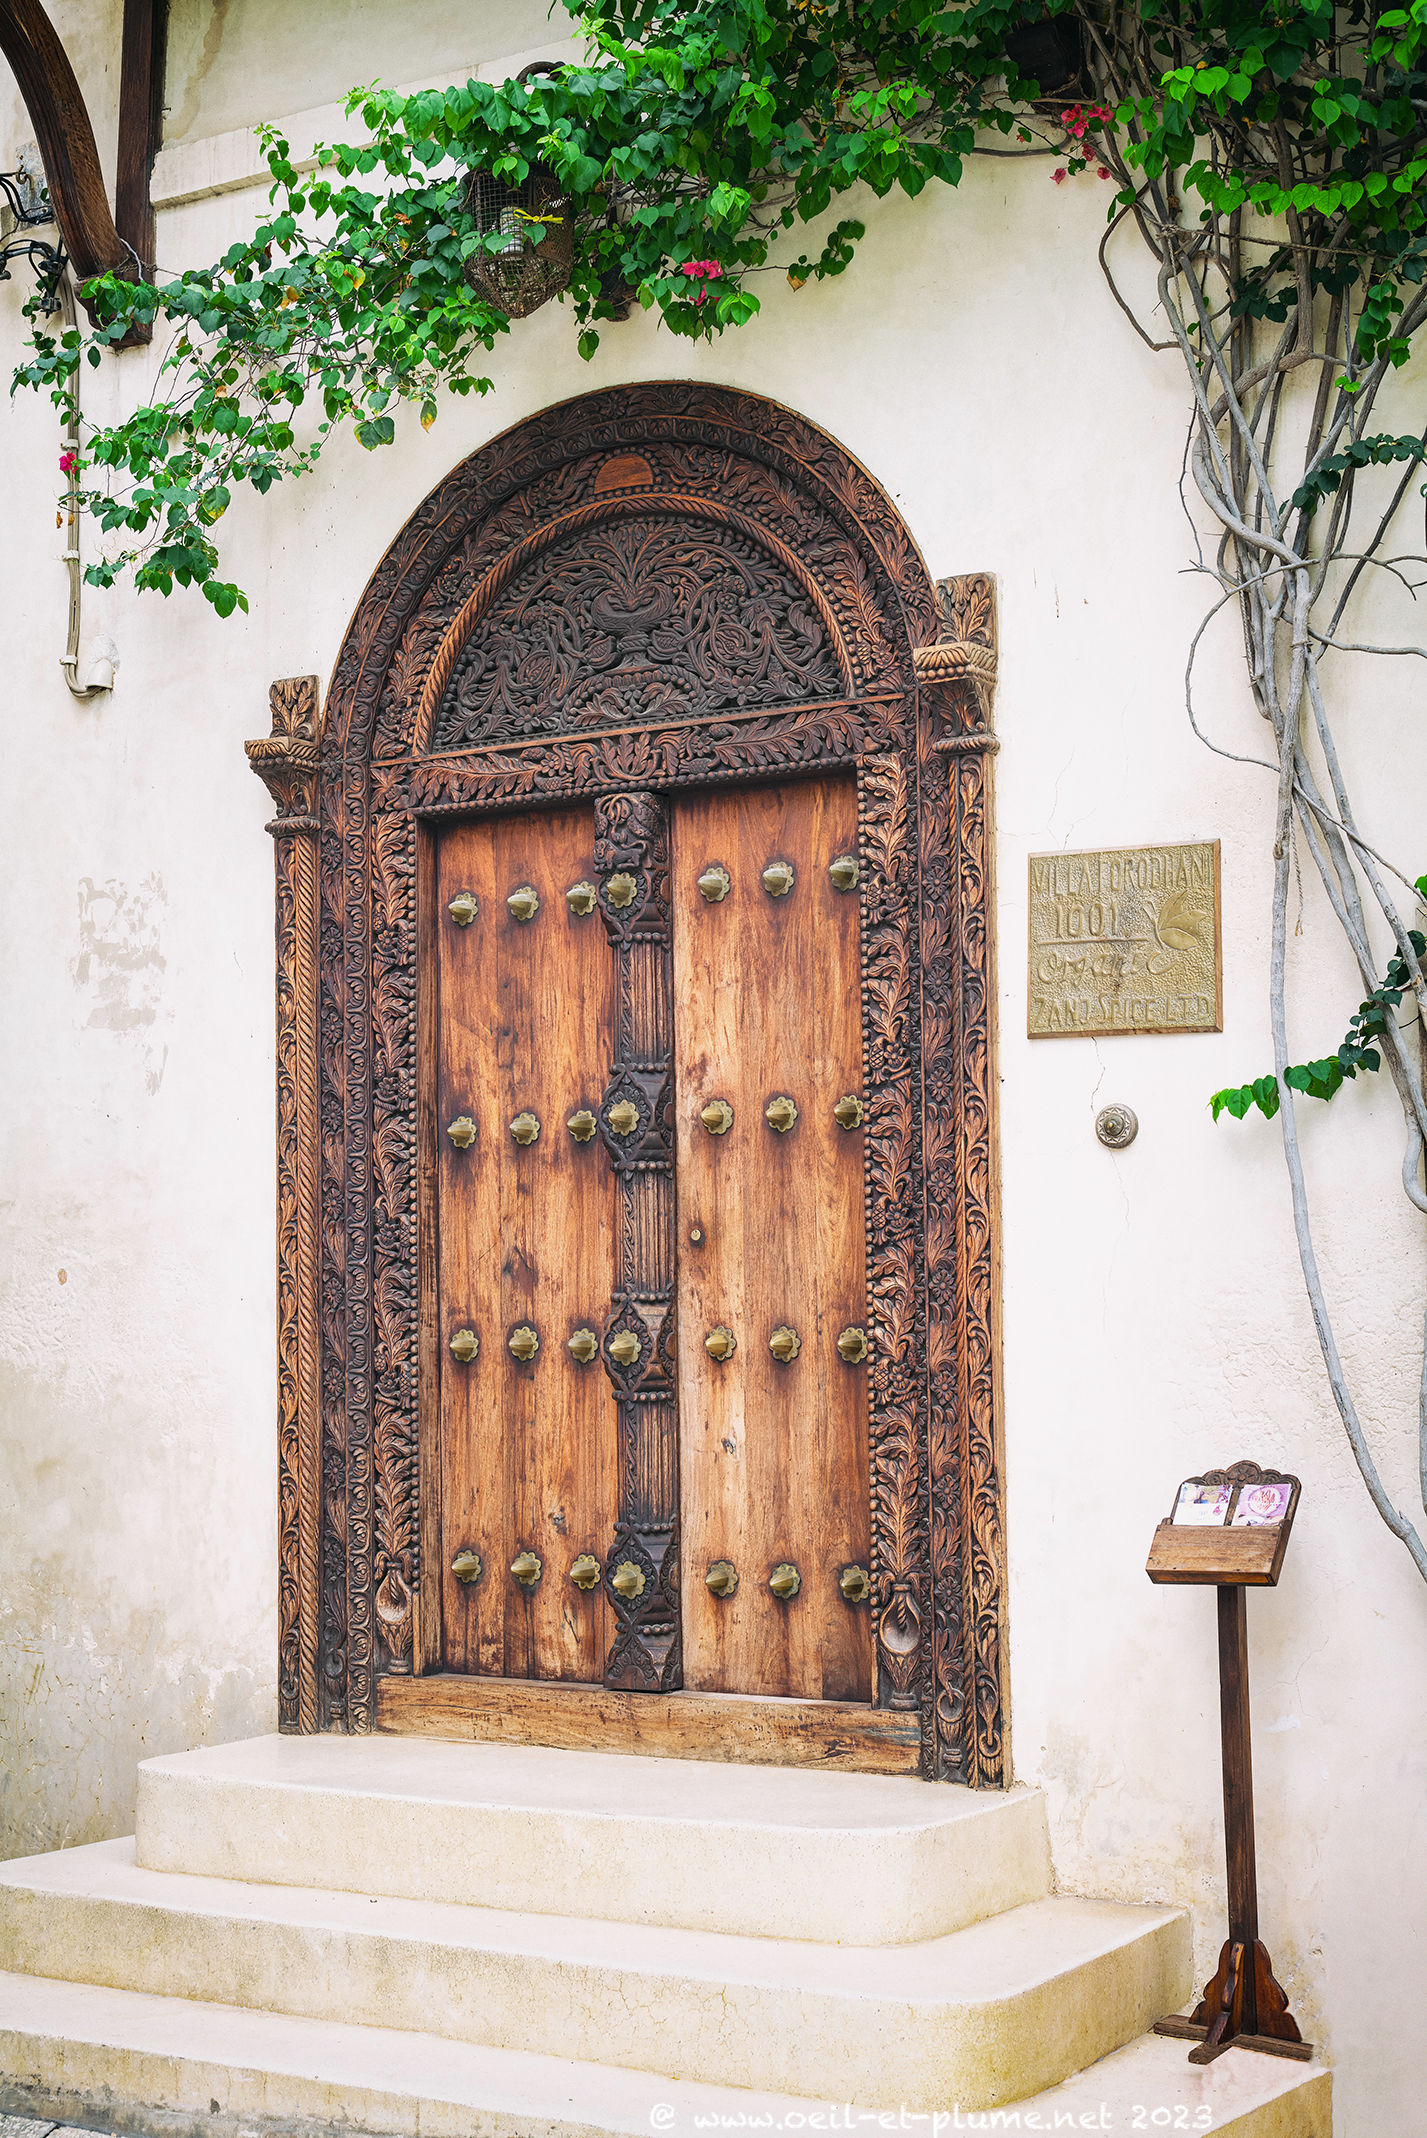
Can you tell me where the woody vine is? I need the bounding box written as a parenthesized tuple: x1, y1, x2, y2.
(15, 0, 1427, 1579)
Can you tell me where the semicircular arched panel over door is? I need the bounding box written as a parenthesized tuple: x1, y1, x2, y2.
(251, 381, 1006, 1784)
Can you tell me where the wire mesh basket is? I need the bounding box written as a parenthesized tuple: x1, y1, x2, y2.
(462, 164, 575, 319)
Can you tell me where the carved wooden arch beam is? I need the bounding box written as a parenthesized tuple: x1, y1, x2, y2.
(413, 488, 860, 749)
(0, 0, 129, 282)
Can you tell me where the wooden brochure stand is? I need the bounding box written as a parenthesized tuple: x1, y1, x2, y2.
(1146, 1460, 1314, 2066)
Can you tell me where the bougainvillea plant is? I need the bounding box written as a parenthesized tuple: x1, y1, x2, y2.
(14, 0, 1427, 1576)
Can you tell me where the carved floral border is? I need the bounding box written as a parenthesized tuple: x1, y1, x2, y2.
(255, 383, 1004, 1782)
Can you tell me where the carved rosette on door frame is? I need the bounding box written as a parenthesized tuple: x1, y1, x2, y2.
(246, 383, 1005, 1783)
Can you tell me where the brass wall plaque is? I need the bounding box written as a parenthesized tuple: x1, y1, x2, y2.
(1028, 842, 1221, 1038)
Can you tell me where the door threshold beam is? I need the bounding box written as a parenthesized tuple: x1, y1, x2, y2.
(375, 1675, 921, 1773)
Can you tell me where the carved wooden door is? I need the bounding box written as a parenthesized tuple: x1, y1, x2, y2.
(674, 777, 872, 1703)
(434, 776, 872, 1701)
(281, 385, 1006, 1779)
(435, 806, 620, 1681)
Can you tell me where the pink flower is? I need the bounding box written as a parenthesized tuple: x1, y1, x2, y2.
(59, 450, 78, 474)
(1051, 168, 1067, 184)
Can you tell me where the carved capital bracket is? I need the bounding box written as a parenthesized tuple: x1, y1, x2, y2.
(912, 574, 998, 733)
(247, 676, 321, 834)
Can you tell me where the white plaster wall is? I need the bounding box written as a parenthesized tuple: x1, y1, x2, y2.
(3, 6, 1426, 2133)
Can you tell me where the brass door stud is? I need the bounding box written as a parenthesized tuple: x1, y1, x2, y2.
(510, 1111, 541, 1146)
(611, 1560, 646, 1600)
(508, 1324, 539, 1362)
(769, 1563, 801, 1600)
(829, 855, 860, 892)
(449, 1328, 480, 1363)
(451, 1548, 483, 1585)
(839, 1565, 871, 1603)
(447, 1115, 477, 1149)
(569, 1554, 602, 1590)
(447, 891, 479, 926)
(834, 1094, 864, 1131)
(568, 1328, 599, 1364)
(769, 1325, 801, 1363)
(765, 1095, 798, 1134)
(700, 1098, 734, 1136)
(698, 864, 731, 903)
(762, 860, 795, 898)
(511, 1550, 542, 1587)
(705, 1561, 738, 1598)
(705, 1326, 736, 1362)
(837, 1326, 869, 1363)
(507, 885, 540, 921)
(566, 881, 598, 916)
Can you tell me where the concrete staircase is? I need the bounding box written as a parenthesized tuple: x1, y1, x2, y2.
(0, 1735, 1331, 2136)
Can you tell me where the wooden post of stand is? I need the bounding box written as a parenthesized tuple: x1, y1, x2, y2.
(1146, 1461, 1314, 2066)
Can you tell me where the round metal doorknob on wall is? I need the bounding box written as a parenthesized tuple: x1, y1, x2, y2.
(1095, 1103, 1139, 1149)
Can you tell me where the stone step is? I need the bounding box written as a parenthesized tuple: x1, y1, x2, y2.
(0, 1839, 1189, 2107)
(134, 1734, 1051, 1943)
(0, 1969, 1334, 2138)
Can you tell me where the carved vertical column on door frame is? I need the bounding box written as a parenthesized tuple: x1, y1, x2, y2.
(247, 676, 322, 1733)
(594, 790, 681, 1691)
(913, 577, 1006, 1785)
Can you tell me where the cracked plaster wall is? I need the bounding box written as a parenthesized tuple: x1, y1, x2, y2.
(2, 5, 1427, 2133)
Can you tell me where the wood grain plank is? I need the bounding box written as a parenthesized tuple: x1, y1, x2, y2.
(673, 778, 872, 1701)
(376, 1673, 918, 1771)
(436, 810, 618, 1680)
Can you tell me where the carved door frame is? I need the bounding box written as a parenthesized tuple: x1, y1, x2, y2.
(247, 382, 1007, 1784)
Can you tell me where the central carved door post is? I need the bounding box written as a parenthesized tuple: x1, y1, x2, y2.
(594, 791, 681, 1691)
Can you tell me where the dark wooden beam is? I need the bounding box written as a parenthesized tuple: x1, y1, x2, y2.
(0, 0, 127, 282)
(116, 0, 166, 273)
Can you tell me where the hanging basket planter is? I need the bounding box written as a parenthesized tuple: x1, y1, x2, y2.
(462, 163, 575, 319)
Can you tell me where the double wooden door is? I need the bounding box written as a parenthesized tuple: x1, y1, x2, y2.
(434, 775, 872, 1704)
